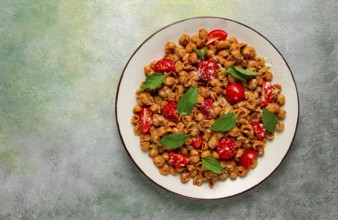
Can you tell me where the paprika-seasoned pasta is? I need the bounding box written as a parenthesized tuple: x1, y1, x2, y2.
(131, 28, 286, 188)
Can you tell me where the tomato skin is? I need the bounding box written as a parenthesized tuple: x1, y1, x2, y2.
(251, 121, 266, 140)
(162, 101, 179, 122)
(153, 58, 176, 72)
(192, 136, 203, 149)
(207, 29, 228, 44)
(198, 60, 219, 82)
(260, 81, 274, 107)
(168, 152, 190, 168)
(200, 98, 213, 119)
(139, 108, 152, 134)
(216, 137, 237, 159)
(239, 149, 259, 169)
(225, 83, 245, 105)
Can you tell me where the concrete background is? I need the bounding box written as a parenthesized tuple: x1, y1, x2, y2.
(0, 0, 337, 219)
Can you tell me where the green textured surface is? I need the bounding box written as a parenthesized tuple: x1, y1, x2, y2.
(1, 0, 337, 219)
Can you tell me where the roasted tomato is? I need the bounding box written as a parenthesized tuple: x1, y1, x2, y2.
(162, 101, 179, 122)
(225, 83, 245, 105)
(153, 58, 176, 72)
(139, 108, 152, 134)
(168, 152, 190, 168)
(250, 121, 266, 140)
(206, 29, 228, 44)
(216, 137, 237, 159)
(162, 101, 178, 122)
(260, 81, 274, 107)
(200, 98, 213, 119)
(198, 60, 219, 82)
(192, 136, 203, 149)
(239, 149, 259, 169)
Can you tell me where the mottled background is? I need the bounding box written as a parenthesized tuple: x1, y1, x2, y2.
(0, 0, 337, 219)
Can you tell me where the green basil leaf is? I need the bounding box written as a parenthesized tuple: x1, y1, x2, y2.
(193, 47, 207, 60)
(140, 73, 167, 92)
(226, 66, 249, 81)
(160, 134, 190, 149)
(211, 113, 237, 132)
(262, 108, 278, 132)
(233, 66, 260, 76)
(177, 86, 198, 118)
(202, 157, 225, 174)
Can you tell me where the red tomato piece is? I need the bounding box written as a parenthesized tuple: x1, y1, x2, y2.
(207, 29, 228, 45)
(192, 136, 203, 149)
(198, 60, 219, 82)
(225, 83, 245, 105)
(162, 101, 179, 122)
(250, 121, 266, 140)
(216, 137, 237, 159)
(200, 98, 213, 119)
(153, 58, 176, 72)
(139, 108, 152, 134)
(239, 149, 259, 169)
(168, 152, 190, 168)
(260, 81, 274, 107)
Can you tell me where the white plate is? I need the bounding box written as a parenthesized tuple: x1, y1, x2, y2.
(116, 17, 299, 199)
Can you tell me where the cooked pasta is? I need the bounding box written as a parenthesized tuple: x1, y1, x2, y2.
(131, 28, 286, 188)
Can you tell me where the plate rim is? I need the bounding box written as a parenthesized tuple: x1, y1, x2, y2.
(115, 16, 300, 200)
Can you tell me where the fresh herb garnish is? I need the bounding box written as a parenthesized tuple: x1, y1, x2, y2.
(226, 66, 249, 80)
(202, 157, 225, 174)
(226, 66, 259, 81)
(193, 47, 207, 60)
(160, 134, 190, 149)
(234, 67, 260, 76)
(177, 86, 198, 119)
(140, 73, 167, 92)
(211, 113, 237, 132)
(262, 108, 278, 132)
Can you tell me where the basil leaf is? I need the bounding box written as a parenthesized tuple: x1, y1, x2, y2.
(226, 66, 249, 80)
(193, 47, 207, 60)
(202, 157, 225, 174)
(233, 66, 260, 76)
(177, 86, 198, 118)
(262, 108, 278, 132)
(226, 66, 260, 81)
(140, 73, 167, 92)
(160, 134, 190, 149)
(211, 113, 236, 131)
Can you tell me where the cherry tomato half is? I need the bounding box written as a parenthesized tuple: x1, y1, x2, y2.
(250, 121, 266, 141)
(207, 29, 228, 45)
(239, 149, 259, 169)
(225, 83, 245, 105)
(200, 98, 213, 119)
(168, 152, 190, 168)
(139, 108, 152, 134)
(153, 58, 176, 72)
(260, 81, 274, 107)
(198, 60, 219, 82)
(162, 101, 179, 122)
(216, 137, 237, 159)
(192, 136, 203, 149)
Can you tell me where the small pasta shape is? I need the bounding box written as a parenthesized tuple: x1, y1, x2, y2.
(131, 28, 287, 189)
